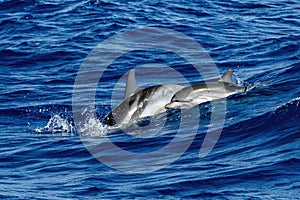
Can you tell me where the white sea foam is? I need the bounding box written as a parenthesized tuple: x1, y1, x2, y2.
(34, 114, 75, 135)
(78, 116, 109, 137)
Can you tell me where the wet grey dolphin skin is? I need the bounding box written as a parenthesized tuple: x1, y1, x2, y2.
(165, 69, 254, 110)
(102, 69, 184, 126)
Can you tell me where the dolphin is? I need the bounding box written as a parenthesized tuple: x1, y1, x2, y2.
(102, 69, 184, 126)
(165, 69, 255, 110)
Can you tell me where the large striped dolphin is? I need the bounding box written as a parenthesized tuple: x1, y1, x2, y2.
(102, 69, 184, 126)
(165, 69, 256, 110)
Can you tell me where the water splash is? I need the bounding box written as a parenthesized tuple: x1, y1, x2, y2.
(34, 114, 75, 135)
(79, 115, 109, 137)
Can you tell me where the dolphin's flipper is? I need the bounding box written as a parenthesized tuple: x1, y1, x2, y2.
(219, 69, 234, 84)
(124, 69, 139, 99)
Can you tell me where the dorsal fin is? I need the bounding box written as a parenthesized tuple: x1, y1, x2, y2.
(219, 69, 234, 84)
(124, 69, 139, 99)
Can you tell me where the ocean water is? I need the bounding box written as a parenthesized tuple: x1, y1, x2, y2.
(1, 0, 300, 199)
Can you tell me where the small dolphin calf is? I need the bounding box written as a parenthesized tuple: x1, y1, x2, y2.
(102, 69, 184, 126)
(165, 69, 254, 110)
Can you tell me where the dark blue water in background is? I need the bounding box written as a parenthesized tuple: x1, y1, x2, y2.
(1, 0, 299, 199)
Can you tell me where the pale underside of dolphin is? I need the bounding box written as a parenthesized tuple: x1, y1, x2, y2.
(165, 69, 254, 110)
(102, 69, 184, 126)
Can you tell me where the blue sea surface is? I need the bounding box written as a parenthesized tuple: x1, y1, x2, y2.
(1, 0, 300, 199)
